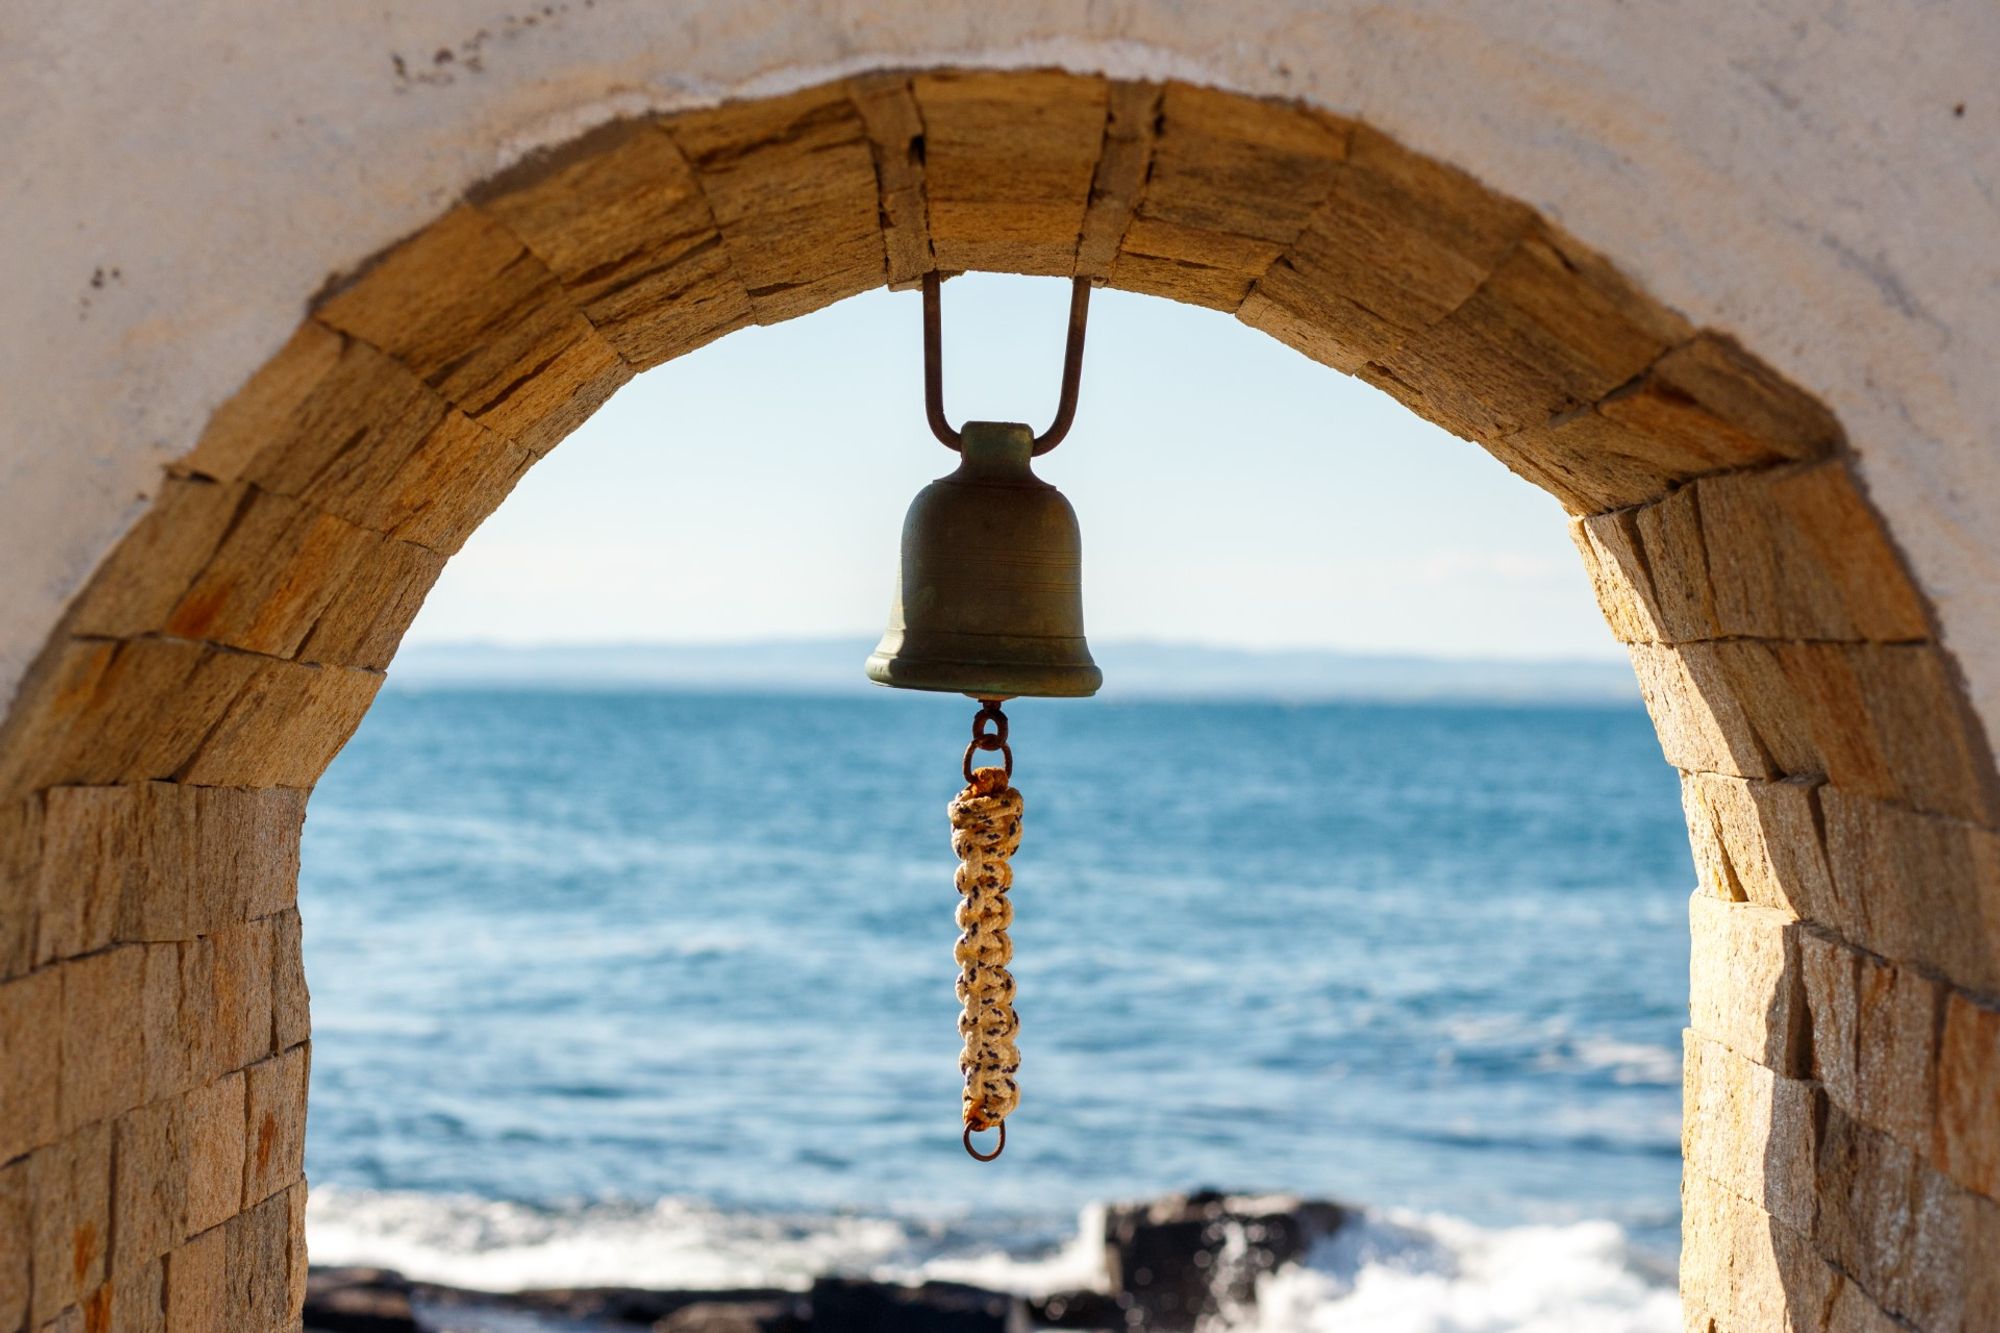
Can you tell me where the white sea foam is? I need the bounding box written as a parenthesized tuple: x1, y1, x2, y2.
(1220, 1209, 1678, 1333)
(309, 1188, 1676, 1330)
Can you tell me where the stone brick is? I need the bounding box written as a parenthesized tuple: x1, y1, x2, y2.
(0, 795, 39, 981)
(1937, 990, 2000, 1200)
(186, 329, 530, 557)
(66, 479, 247, 645)
(1681, 1171, 1836, 1333)
(1821, 787, 2000, 993)
(1242, 123, 1531, 375)
(1824, 1281, 1908, 1333)
(198, 786, 306, 926)
(1111, 83, 1346, 307)
(290, 532, 446, 672)
(27, 1121, 111, 1326)
(164, 1228, 225, 1331)
(139, 945, 190, 1110)
(1689, 895, 1806, 1075)
(1679, 773, 1836, 923)
(270, 910, 309, 1053)
(222, 1193, 291, 1333)
(316, 205, 632, 454)
(181, 1073, 246, 1240)
(176, 659, 380, 790)
(1697, 462, 1929, 644)
(1375, 222, 1691, 444)
(113, 785, 197, 944)
(176, 321, 349, 483)
(109, 1258, 164, 1333)
(476, 118, 750, 367)
(0, 638, 263, 797)
(1570, 510, 1669, 644)
(1627, 642, 1775, 780)
(207, 919, 274, 1076)
(284, 1180, 308, 1325)
(1814, 1101, 1974, 1329)
(0, 967, 62, 1162)
(171, 939, 219, 1092)
(0, 1156, 29, 1331)
(848, 75, 935, 290)
(670, 84, 885, 321)
(1633, 486, 1719, 642)
(1852, 953, 1939, 1148)
(34, 786, 136, 965)
(242, 1046, 308, 1208)
(1682, 1031, 1819, 1234)
(914, 69, 1106, 277)
(60, 945, 144, 1132)
(1075, 81, 1161, 279)
(1615, 329, 1837, 451)
(1799, 929, 1860, 1112)
(111, 1100, 185, 1272)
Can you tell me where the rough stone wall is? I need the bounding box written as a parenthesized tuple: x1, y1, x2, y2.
(0, 67, 1995, 1331)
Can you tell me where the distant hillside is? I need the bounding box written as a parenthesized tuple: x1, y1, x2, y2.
(385, 639, 1639, 703)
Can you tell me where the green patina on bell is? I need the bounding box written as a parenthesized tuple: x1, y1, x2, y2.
(866, 420, 1101, 700)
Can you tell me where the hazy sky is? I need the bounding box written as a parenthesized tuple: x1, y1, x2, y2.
(406, 274, 1620, 662)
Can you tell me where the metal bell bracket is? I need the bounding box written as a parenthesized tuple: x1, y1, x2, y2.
(923, 272, 1091, 454)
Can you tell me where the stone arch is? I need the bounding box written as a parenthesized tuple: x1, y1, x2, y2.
(1, 69, 1996, 1331)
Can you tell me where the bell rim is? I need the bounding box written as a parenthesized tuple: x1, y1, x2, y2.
(864, 650, 1101, 699)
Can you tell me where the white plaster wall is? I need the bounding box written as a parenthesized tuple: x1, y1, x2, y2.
(4, 1, 1998, 750)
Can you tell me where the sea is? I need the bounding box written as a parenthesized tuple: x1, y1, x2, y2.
(299, 687, 1693, 1331)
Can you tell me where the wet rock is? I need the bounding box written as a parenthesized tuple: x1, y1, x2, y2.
(304, 1267, 420, 1332)
(656, 1298, 808, 1332)
(808, 1277, 1027, 1332)
(1024, 1288, 1126, 1329)
(1102, 1190, 1347, 1332)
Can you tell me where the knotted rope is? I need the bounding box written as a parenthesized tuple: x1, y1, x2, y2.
(951, 726, 1024, 1159)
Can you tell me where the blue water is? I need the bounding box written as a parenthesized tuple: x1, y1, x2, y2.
(298, 689, 1693, 1311)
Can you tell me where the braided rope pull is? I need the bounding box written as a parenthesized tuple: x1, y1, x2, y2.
(950, 704, 1023, 1161)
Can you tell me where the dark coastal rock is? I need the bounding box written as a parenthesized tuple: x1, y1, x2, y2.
(808, 1277, 1027, 1333)
(304, 1267, 421, 1332)
(1024, 1288, 1127, 1329)
(657, 1298, 809, 1332)
(414, 1281, 800, 1326)
(1101, 1190, 1348, 1332)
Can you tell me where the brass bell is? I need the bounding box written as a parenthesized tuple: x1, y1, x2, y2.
(866, 420, 1101, 699)
(866, 274, 1101, 701)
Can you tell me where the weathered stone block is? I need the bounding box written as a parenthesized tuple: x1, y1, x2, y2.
(177, 320, 349, 483)
(1075, 81, 1161, 279)
(1682, 1031, 1819, 1234)
(207, 918, 274, 1076)
(177, 658, 381, 789)
(1820, 787, 2000, 993)
(285, 1180, 308, 1325)
(914, 70, 1106, 276)
(1597, 333, 1837, 470)
(1634, 485, 1719, 642)
(0, 795, 39, 981)
(316, 205, 632, 454)
(1627, 642, 1775, 780)
(291, 532, 446, 671)
(271, 909, 309, 1052)
(0, 967, 62, 1162)
(164, 1227, 225, 1330)
(476, 118, 750, 367)
(1798, 929, 1860, 1112)
(1852, 952, 1939, 1147)
(1937, 990, 2000, 1200)
(28, 1120, 111, 1326)
(182, 1072, 246, 1239)
(112, 1099, 186, 1272)
(60, 945, 145, 1132)
(242, 1045, 309, 1208)
(35, 786, 137, 964)
(1679, 773, 1836, 923)
(173, 938, 219, 1091)
(847, 75, 934, 290)
(140, 944, 192, 1107)
(1570, 510, 1669, 644)
(1814, 1101, 1975, 1329)
(110, 1258, 165, 1333)
(1689, 895, 1806, 1075)
(670, 85, 885, 320)
(223, 1192, 293, 1332)
(0, 1156, 30, 1331)
(1681, 1171, 1836, 1333)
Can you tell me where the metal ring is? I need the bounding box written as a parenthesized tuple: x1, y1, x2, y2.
(963, 1121, 1006, 1162)
(923, 273, 1091, 455)
(961, 741, 1015, 785)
